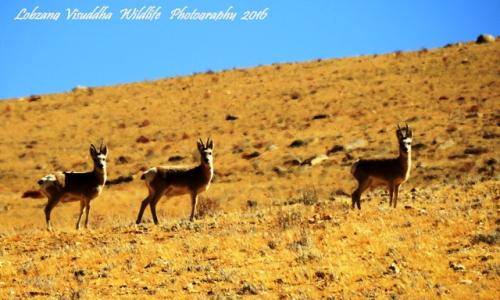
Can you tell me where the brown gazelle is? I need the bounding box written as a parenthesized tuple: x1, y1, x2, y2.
(136, 138, 214, 225)
(38, 143, 108, 230)
(351, 124, 412, 209)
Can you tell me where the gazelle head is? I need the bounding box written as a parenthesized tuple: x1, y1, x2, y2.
(197, 138, 214, 167)
(396, 123, 413, 154)
(90, 143, 108, 172)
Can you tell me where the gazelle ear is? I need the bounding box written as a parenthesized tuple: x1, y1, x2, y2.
(90, 144, 97, 156)
(208, 139, 214, 149)
(101, 144, 108, 156)
(396, 126, 403, 140)
(197, 139, 204, 151)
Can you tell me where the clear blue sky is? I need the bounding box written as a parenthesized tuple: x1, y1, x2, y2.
(0, 0, 499, 99)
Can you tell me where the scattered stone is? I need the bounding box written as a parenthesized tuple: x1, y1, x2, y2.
(241, 151, 260, 160)
(437, 139, 455, 150)
(476, 34, 495, 44)
(312, 114, 329, 120)
(106, 175, 133, 186)
(459, 279, 472, 285)
(168, 155, 185, 162)
(284, 158, 302, 166)
(238, 281, 259, 295)
(471, 231, 499, 245)
(28, 95, 41, 102)
(327, 145, 344, 156)
(345, 139, 368, 151)
(289, 139, 308, 148)
(387, 262, 400, 274)
(21, 190, 44, 199)
(449, 261, 466, 272)
(485, 158, 497, 166)
(412, 143, 427, 151)
(115, 156, 130, 165)
(482, 131, 499, 139)
(302, 155, 328, 166)
(290, 91, 301, 100)
(272, 166, 287, 176)
(72, 85, 93, 95)
(225, 114, 238, 121)
(464, 147, 488, 155)
(138, 120, 150, 128)
(136, 136, 150, 143)
(268, 240, 278, 250)
(247, 200, 258, 208)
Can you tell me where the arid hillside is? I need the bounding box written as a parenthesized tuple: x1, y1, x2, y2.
(0, 40, 498, 299)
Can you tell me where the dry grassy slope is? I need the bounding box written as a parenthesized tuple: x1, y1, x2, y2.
(0, 41, 499, 298)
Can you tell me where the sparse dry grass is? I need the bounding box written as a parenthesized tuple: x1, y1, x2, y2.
(0, 40, 499, 298)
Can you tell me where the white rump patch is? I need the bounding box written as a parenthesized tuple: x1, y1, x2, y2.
(38, 174, 58, 192)
(142, 167, 157, 182)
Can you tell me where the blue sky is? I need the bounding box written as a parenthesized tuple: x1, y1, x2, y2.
(0, 0, 499, 99)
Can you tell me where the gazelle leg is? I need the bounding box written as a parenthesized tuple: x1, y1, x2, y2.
(352, 178, 371, 210)
(76, 200, 85, 230)
(44, 196, 61, 231)
(393, 184, 400, 208)
(149, 193, 164, 225)
(84, 201, 91, 229)
(389, 184, 394, 207)
(190, 193, 198, 221)
(136, 193, 153, 224)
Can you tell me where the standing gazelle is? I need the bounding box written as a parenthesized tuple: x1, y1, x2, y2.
(351, 124, 412, 209)
(136, 138, 214, 225)
(38, 143, 108, 230)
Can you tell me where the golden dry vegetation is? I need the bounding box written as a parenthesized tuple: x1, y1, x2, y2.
(0, 40, 499, 299)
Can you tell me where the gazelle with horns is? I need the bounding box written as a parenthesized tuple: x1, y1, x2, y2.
(38, 143, 108, 230)
(351, 124, 413, 209)
(136, 138, 214, 224)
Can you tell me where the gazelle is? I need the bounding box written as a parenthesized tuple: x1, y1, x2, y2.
(351, 124, 412, 209)
(38, 143, 108, 230)
(136, 138, 214, 225)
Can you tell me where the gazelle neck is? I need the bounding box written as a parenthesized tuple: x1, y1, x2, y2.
(399, 150, 412, 179)
(93, 166, 107, 185)
(200, 160, 214, 181)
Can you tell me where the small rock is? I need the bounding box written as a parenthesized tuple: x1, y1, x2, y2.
(168, 155, 185, 162)
(327, 145, 344, 156)
(238, 282, 259, 295)
(312, 114, 329, 120)
(284, 158, 302, 166)
(138, 120, 150, 128)
(302, 155, 329, 166)
(136, 136, 150, 143)
(449, 262, 466, 272)
(28, 95, 41, 102)
(289, 139, 308, 148)
(116, 156, 130, 165)
(272, 166, 287, 176)
(438, 139, 455, 150)
(225, 114, 238, 121)
(268, 240, 278, 250)
(247, 200, 257, 208)
(388, 262, 400, 274)
(241, 151, 260, 160)
(106, 175, 133, 186)
(413, 143, 427, 151)
(476, 34, 495, 44)
(464, 147, 487, 155)
(290, 91, 301, 100)
(459, 279, 472, 285)
(345, 139, 368, 151)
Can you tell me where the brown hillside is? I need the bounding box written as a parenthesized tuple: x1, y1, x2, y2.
(0, 41, 498, 298)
